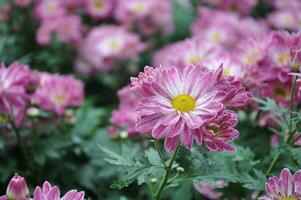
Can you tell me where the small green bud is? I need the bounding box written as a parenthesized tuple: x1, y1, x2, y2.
(27, 107, 40, 117)
(176, 167, 184, 173)
(120, 131, 128, 139)
(150, 178, 157, 184)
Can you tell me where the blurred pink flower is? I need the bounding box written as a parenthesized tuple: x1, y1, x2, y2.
(114, 0, 174, 36)
(32, 73, 84, 115)
(131, 65, 250, 152)
(259, 168, 301, 200)
(84, 0, 115, 19)
(0, 62, 36, 126)
(77, 25, 145, 74)
(193, 180, 227, 199)
(0, 4, 11, 22)
(203, 0, 257, 15)
(110, 85, 139, 136)
(32, 181, 84, 200)
(14, 0, 31, 7)
(35, 0, 65, 20)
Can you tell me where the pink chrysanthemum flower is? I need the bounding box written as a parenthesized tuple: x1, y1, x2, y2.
(84, 0, 114, 19)
(114, 0, 174, 36)
(35, 0, 65, 20)
(259, 168, 301, 200)
(193, 180, 227, 200)
(203, 0, 257, 15)
(36, 14, 83, 45)
(14, 0, 32, 7)
(32, 73, 84, 115)
(32, 181, 84, 200)
(77, 25, 145, 73)
(0, 4, 11, 22)
(110, 85, 139, 136)
(131, 65, 251, 152)
(0, 62, 37, 126)
(153, 37, 217, 71)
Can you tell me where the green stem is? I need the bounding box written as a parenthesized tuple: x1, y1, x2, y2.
(265, 76, 298, 176)
(154, 140, 167, 168)
(153, 145, 180, 200)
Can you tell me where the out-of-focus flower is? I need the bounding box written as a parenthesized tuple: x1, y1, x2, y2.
(35, 0, 65, 20)
(270, 133, 301, 147)
(114, 0, 174, 36)
(0, 62, 37, 126)
(76, 25, 145, 74)
(32, 181, 84, 200)
(191, 7, 268, 50)
(110, 85, 138, 136)
(153, 37, 217, 71)
(32, 72, 84, 115)
(0, 4, 11, 22)
(1, 174, 30, 200)
(259, 168, 301, 200)
(203, 0, 257, 15)
(14, 0, 32, 7)
(193, 180, 227, 199)
(84, 0, 115, 19)
(131, 65, 251, 152)
(36, 14, 83, 45)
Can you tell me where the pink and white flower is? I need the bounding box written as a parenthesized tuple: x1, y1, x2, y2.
(84, 0, 115, 19)
(32, 181, 84, 200)
(131, 65, 251, 152)
(0, 62, 37, 126)
(193, 180, 227, 199)
(259, 168, 301, 200)
(203, 0, 258, 15)
(32, 73, 84, 115)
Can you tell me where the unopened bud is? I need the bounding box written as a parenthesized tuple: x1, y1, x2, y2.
(120, 131, 128, 139)
(27, 107, 40, 117)
(150, 178, 157, 184)
(176, 167, 184, 173)
(6, 173, 29, 200)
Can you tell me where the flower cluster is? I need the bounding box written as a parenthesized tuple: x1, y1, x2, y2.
(114, 0, 174, 36)
(130, 65, 252, 152)
(193, 180, 227, 200)
(76, 25, 145, 74)
(0, 174, 84, 200)
(259, 168, 301, 200)
(0, 61, 84, 126)
(109, 85, 139, 137)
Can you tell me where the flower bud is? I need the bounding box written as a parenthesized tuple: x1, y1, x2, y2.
(176, 167, 184, 173)
(120, 131, 128, 139)
(150, 178, 157, 184)
(6, 174, 29, 200)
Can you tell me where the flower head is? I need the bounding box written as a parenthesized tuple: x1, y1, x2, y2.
(33, 181, 84, 200)
(193, 180, 227, 199)
(131, 65, 251, 152)
(0, 62, 36, 126)
(5, 174, 29, 200)
(259, 168, 301, 200)
(32, 73, 84, 115)
(84, 0, 114, 19)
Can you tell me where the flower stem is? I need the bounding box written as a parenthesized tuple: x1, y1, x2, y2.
(153, 144, 180, 200)
(265, 76, 298, 175)
(154, 140, 167, 168)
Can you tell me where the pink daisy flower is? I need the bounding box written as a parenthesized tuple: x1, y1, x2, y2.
(14, 0, 32, 7)
(84, 0, 114, 19)
(32, 181, 84, 200)
(0, 62, 37, 126)
(203, 0, 257, 15)
(259, 168, 301, 200)
(110, 85, 139, 136)
(77, 25, 145, 73)
(32, 73, 84, 115)
(35, 0, 65, 20)
(131, 65, 251, 152)
(193, 180, 227, 200)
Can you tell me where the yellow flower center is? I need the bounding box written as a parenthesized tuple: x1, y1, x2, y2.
(210, 32, 222, 43)
(109, 39, 120, 50)
(133, 2, 146, 14)
(172, 95, 195, 112)
(223, 69, 230, 75)
(94, 0, 103, 9)
(278, 54, 290, 65)
(273, 87, 287, 98)
(280, 197, 297, 200)
(54, 94, 65, 105)
(188, 55, 202, 64)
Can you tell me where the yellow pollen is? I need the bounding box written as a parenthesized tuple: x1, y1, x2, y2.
(278, 54, 290, 65)
(188, 55, 202, 64)
(280, 197, 297, 200)
(133, 2, 145, 13)
(54, 94, 64, 105)
(210, 33, 221, 43)
(172, 95, 195, 112)
(273, 87, 287, 98)
(94, 0, 104, 9)
(109, 39, 119, 50)
(223, 69, 231, 75)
